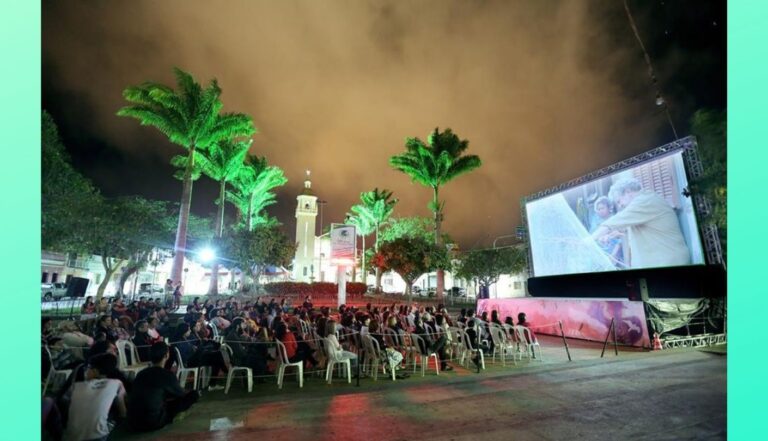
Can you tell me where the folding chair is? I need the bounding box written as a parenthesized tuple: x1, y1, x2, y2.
(275, 340, 303, 389)
(220, 343, 253, 393)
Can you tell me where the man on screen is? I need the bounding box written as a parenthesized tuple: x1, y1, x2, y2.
(592, 178, 690, 269)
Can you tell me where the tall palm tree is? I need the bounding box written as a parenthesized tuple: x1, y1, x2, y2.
(345, 212, 374, 283)
(349, 188, 398, 291)
(117, 67, 255, 285)
(226, 155, 287, 231)
(389, 128, 481, 299)
(178, 138, 250, 295)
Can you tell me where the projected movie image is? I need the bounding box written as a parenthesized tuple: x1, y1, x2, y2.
(526, 151, 704, 277)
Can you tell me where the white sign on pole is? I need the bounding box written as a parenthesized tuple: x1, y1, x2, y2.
(330, 224, 356, 306)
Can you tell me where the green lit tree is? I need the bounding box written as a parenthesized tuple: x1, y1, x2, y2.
(389, 128, 481, 300)
(226, 154, 287, 231)
(173, 138, 250, 295)
(117, 67, 255, 285)
(219, 225, 296, 291)
(347, 188, 398, 289)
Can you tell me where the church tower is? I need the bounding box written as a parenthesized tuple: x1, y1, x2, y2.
(293, 170, 318, 282)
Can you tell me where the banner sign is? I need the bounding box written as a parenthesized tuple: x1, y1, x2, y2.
(330, 224, 356, 264)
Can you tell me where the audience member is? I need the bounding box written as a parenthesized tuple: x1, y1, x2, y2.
(127, 342, 199, 432)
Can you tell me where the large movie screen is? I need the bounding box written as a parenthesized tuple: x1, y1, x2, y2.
(525, 150, 704, 277)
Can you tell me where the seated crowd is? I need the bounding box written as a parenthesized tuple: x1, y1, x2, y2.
(42, 295, 537, 440)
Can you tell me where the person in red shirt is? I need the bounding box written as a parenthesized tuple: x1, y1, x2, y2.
(275, 323, 317, 368)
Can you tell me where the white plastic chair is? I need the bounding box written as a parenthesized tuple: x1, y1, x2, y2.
(173, 347, 199, 390)
(408, 333, 440, 377)
(220, 343, 253, 393)
(446, 327, 465, 364)
(459, 329, 485, 370)
(513, 326, 542, 361)
(323, 337, 353, 384)
(362, 335, 396, 381)
(116, 340, 150, 379)
(42, 346, 73, 397)
(209, 322, 224, 343)
(490, 327, 517, 367)
(275, 340, 303, 389)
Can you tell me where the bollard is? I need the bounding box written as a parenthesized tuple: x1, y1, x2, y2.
(600, 318, 615, 358)
(559, 321, 572, 361)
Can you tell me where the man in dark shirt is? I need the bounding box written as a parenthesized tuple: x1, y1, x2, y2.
(127, 342, 198, 432)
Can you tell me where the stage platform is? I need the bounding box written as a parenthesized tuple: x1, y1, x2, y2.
(478, 297, 652, 348)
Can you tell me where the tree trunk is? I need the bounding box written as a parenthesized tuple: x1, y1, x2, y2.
(170, 146, 196, 285)
(97, 256, 123, 301)
(117, 261, 140, 296)
(247, 193, 254, 231)
(433, 186, 445, 301)
(360, 235, 366, 284)
(405, 280, 412, 308)
(374, 224, 382, 292)
(208, 180, 226, 295)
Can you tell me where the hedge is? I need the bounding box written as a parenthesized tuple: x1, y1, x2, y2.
(263, 281, 368, 296)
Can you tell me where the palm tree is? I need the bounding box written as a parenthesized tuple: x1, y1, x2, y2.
(179, 139, 251, 294)
(227, 155, 287, 231)
(349, 188, 398, 291)
(117, 67, 255, 285)
(389, 128, 481, 299)
(345, 212, 374, 283)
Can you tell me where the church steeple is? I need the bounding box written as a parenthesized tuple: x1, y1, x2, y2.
(302, 169, 314, 195)
(294, 169, 318, 282)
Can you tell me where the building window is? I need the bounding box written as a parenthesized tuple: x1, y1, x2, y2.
(42, 272, 48, 283)
(513, 281, 521, 290)
(51, 273, 59, 283)
(65, 274, 73, 284)
(303, 267, 307, 276)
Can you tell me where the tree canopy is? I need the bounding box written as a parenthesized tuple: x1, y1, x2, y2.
(455, 246, 528, 288)
(374, 236, 450, 302)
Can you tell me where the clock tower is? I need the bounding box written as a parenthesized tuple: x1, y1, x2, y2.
(293, 170, 318, 282)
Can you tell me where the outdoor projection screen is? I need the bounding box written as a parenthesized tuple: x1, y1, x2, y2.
(525, 150, 704, 277)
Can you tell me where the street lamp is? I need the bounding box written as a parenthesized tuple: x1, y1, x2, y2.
(199, 247, 216, 263)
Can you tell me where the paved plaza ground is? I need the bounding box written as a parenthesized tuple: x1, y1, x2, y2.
(111, 336, 726, 441)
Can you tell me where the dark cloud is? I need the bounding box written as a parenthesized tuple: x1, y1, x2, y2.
(42, 0, 725, 248)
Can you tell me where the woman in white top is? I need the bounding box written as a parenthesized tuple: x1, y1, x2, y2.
(324, 320, 358, 368)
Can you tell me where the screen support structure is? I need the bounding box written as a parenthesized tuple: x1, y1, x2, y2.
(519, 136, 724, 277)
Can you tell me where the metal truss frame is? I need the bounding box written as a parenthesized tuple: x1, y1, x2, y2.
(519, 135, 724, 274)
(662, 333, 726, 349)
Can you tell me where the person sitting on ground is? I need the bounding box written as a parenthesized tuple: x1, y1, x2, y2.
(413, 316, 452, 372)
(171, 324, 227, 391)
(132, 320, 154, 362)
(127, 342, 199, 432)
(63, 353, 127, 441)
(57, 340, 131, 424)
(517, 312, 537, 343)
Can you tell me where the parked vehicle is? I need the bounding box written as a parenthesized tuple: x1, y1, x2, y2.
(449, 287, 467, 297)
(139, 283, 164, 294)
(41, 283, 68, 301)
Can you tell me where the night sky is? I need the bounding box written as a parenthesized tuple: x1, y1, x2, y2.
(42, 0, 725, 249)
